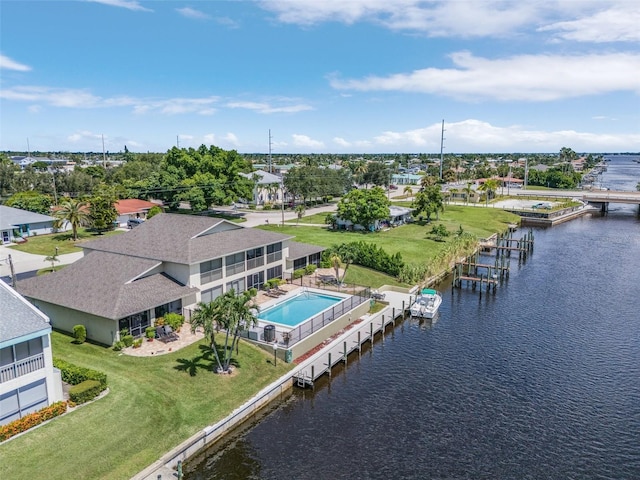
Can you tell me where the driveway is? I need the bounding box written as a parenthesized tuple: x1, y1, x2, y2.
(0, 244, 84, 279)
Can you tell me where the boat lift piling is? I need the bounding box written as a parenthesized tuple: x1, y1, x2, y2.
(453, 229, 534, 293)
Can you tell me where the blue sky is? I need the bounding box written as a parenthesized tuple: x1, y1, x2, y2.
(1, 0, 639, 154)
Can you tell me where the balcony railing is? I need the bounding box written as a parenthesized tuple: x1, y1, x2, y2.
(0, 353, 45, 383)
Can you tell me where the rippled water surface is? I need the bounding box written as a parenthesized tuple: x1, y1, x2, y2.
(188, 159, 640, 480)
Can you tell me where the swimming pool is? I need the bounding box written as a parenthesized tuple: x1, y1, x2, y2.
(259, 291, 344, 327)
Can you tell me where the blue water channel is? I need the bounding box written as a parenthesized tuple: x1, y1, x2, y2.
(187, 156, 640, 480)
(259, 292, 343, 327)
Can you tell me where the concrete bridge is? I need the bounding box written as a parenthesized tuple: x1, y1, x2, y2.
(509, 189, 640, 214)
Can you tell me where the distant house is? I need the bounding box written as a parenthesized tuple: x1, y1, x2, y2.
(0, 281, 64, 426)
(19, 214, 325, 345)
(114, 199, 160, 227)
(0, 205, 59, 244)
(335, 205, 412, 231)
(391, 173, 423, 185)
(239, 170, 287, 206)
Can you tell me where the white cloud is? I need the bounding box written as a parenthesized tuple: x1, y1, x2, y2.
(226, 100, 313, 114)
(539, 4, 640, 43)
(364, 119, 640, 153)
(68, 130, 104, 143)
(133, 97, 218, 115)
(330, 51, 640, 101)
(292, 134, 324, 149)
(333, 137, 351, 147)
(176, 7, 210, 20)
(0, 54, 32, 71)
(260, 1, 552, 38)
(0, 85, 135, 108)
(223, 133, 240, 146)
(87, 0, 152, 12)
(0, 85, 219, 114)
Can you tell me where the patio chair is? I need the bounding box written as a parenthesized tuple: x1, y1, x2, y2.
(157, 325, 179, 343)
(264, 289, 280, 298)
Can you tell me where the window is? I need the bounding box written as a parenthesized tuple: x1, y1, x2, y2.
(247, 272, 264, 290)
(267, 265, 282, 280)
(200, 258, 222, 284)
(226, 278, 246, 294)
(309, 252, 321, 266)
(155, 299, 182, 319)
(201, 286, 223, 304)
(0, 379, 49, 426)
(118, 311, 150, 338)
(246, 247, 264, 270)
(225, 252, 245, 276)
(293, 257, 307, 271)
(267, 242, 282, 263)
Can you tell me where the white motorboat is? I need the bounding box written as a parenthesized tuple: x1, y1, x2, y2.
(410, 288, 442, 319)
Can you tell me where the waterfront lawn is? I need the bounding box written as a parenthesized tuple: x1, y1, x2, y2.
(0, 331, 293, 480)
(8, 228, 123, 255)
(264, 206, 520, 266)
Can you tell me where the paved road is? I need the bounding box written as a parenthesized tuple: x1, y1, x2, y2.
(0, 245, 84, 280)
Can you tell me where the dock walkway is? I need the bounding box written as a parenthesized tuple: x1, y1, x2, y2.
(293, 290, 414, 387)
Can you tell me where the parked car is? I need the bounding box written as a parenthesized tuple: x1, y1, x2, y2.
(389, 185, 398, 190)
(127, 218, 144, 228)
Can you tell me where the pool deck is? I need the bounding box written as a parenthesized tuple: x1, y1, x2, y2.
(134, 288, 416, 480)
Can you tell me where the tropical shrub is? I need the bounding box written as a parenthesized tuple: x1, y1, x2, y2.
(112, 340, 125, 351)
(72, 324, 86, 344)
(122, 334, 134, 347)
(0, 401, 67, 442)
(292, 268, 305, 279)
(53, 359, 107, 389)
(145, 326, 156, 339)
(304, 264, 317, 275)
(68, 380, 102, 404)
(163, 313, 184, 332)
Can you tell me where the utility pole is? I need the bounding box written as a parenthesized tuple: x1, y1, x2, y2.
(439, 119, 445, 181)
(524, 158, 529, 190)
(268, 129, 273, 174)
(101, 134, 106, 168)
(176, 135, 180, 148)
(8, 254, 16, 288)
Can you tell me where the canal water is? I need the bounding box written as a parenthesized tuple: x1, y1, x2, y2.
(187, 157, 640, 480)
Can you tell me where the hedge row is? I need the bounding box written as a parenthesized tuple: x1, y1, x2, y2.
(53, 358, 107, 389)
(325, 242, 404, 277)
(0, 401, 68, 442)
(69, 380, 103, 404)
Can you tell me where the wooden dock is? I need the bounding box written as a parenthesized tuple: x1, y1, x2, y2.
(293, 294, 411, 388)
(453, 229, 535, 293)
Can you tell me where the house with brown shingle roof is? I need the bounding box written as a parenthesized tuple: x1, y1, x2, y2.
(18, 213, 322, 346)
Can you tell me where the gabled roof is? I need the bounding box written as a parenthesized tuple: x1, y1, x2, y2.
(18, 250, 198, 320)
(240, 170, 282, 185)
(0, 205, 56, 230)
(80, 213, 294, 265)
(288, 241, 325, 260)
(115, 199, 159, 215)
(0, 280, 51, 347)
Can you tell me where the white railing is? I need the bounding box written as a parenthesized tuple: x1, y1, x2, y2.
(0, 353, 45, 383)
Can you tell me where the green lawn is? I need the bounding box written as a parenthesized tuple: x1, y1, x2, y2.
(8, 228, 124, 255)
(0, 331, 293, 480)
(266, 205, 519, 267)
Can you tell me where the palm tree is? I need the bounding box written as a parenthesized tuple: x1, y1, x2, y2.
(43, 252, 59, 272)
(54, 198, 90, 241)
(190, 290, 259, 374)
(463, 182, 474, 205)
(403, 185, 413, 200)
(295, 204, 305, 225)
(420, 175, 437, 190)
(478, 179, 500, 206)
(329, 252, 343, 283)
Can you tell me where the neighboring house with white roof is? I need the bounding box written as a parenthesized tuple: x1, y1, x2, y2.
(0, 205, 59, 244)
(239, 170, 289, 206)
(18, 213, 324, 346)
(0, 281, 64, 426)
(335, 205, 413, 231)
